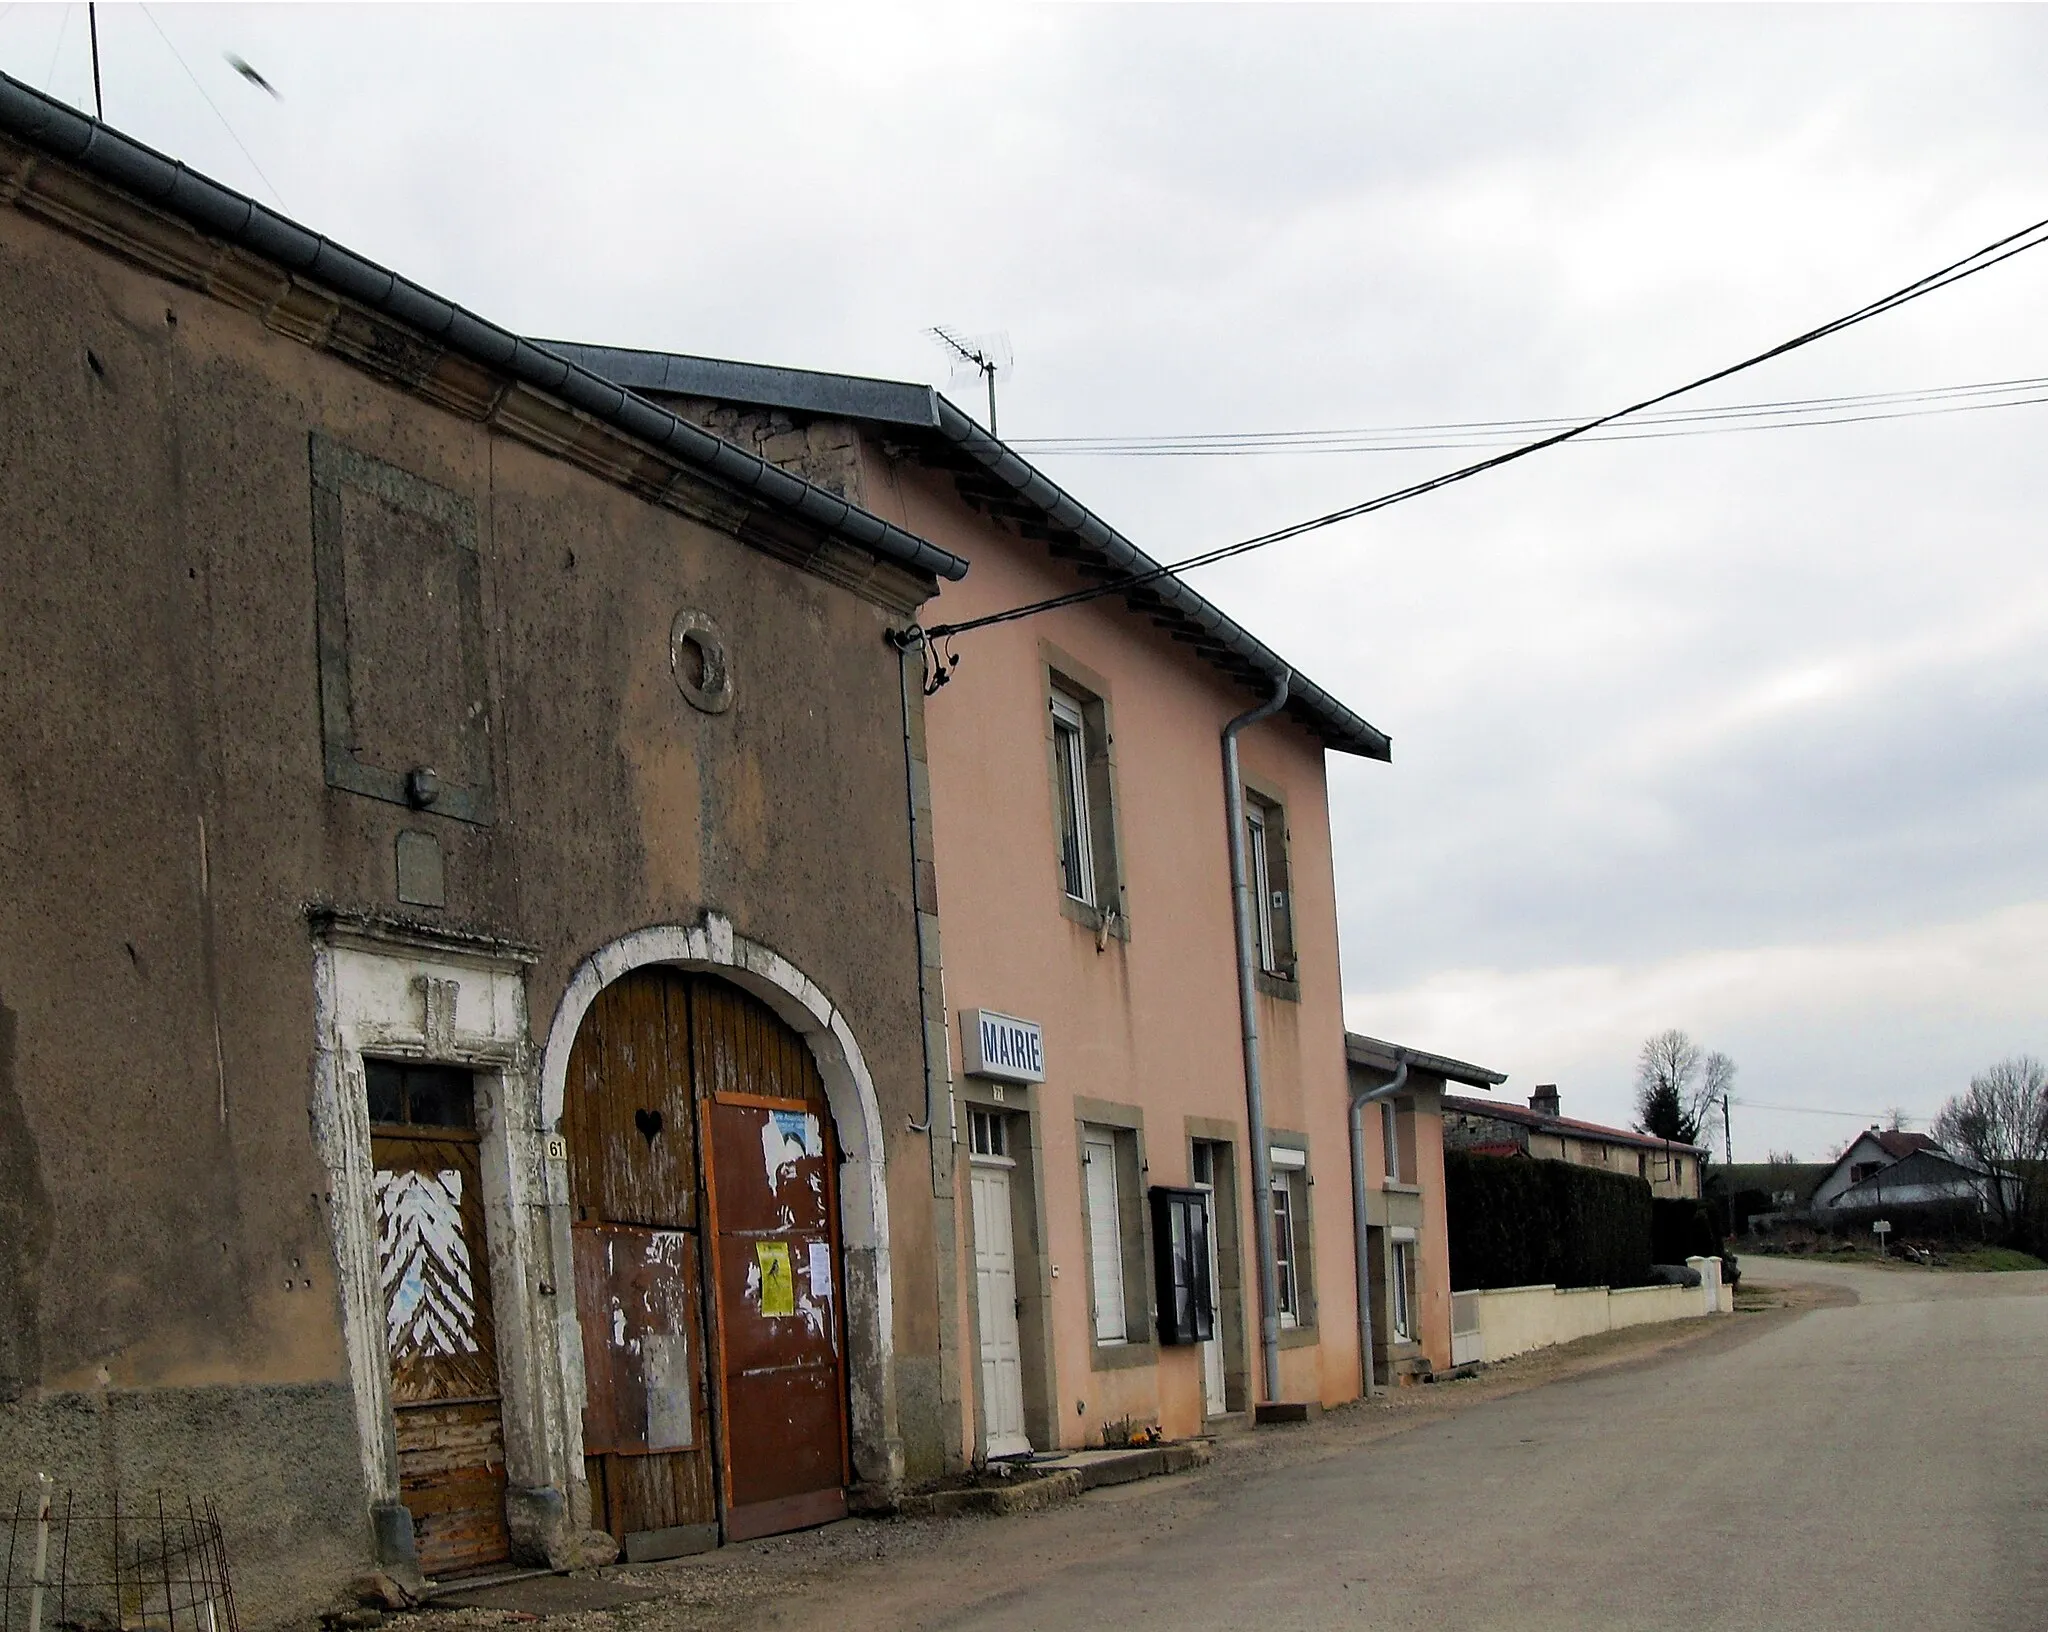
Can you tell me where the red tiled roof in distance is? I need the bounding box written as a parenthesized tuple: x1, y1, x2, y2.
(1442, 1093, 1709, 1155)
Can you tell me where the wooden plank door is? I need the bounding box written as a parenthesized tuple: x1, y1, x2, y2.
(367, 1062, 511, 1578)
(693, 980, 850, 1541)
(971, 1161, 1031, 1457)
(563, 969, 719, 1558)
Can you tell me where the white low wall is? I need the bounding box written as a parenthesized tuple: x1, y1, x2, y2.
(1450, 1256, 1729, 1367)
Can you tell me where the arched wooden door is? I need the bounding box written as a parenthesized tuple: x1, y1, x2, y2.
(564, 969, 849, 1559)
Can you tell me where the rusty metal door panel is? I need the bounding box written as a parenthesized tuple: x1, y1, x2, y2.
(704, 1116, 838, 1379)
(573, 1226, 711, 1454)
(694, 980, 848, 1539)
(564, 968, 698, 1229)
(720, 1366, 848, 1510)
(371, 1125, 510, 1575)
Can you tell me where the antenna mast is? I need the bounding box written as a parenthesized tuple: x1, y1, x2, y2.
(929, 327, 1004, 437)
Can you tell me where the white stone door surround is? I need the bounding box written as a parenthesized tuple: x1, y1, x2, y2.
(535, 914, 902, 1494)
(309, 912, 578, 1571)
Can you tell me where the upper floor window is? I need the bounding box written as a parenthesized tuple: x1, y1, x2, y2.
(1051, 691, 1097, 904)
(1049, 680, 1122, 915)
(1244, 793, 1293, 977)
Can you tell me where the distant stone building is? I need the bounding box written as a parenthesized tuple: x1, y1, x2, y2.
(1442, 1085, 1705, 1201)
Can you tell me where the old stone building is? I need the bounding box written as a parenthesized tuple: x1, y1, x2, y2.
(0, 75, 968, 1620)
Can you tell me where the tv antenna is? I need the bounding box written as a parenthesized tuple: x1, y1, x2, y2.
(928, 327, 1012, 437)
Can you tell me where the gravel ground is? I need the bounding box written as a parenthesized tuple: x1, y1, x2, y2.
(383, 1302, 1777, 1632)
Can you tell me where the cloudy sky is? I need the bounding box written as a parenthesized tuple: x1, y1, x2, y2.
(8, 4, 2045, 1159)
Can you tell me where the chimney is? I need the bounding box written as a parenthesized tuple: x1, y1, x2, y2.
(1530, 1084, 1560, 1119)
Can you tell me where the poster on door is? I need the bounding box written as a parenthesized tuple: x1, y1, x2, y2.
(755, 1240, 795, 1317)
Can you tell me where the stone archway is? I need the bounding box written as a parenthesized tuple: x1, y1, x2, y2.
(536, 914, 901, 1497)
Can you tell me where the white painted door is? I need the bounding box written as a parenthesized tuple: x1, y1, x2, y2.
(1197, 1184, 1226, 1417)
(971, 1162, 1032, 1458)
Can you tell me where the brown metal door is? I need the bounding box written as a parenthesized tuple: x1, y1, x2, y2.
(368, 1063, 511, 1578)
(694, 980, 850, 1541)
(564, 969, 719, 1556)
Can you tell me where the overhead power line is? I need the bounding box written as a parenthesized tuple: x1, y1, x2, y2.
(1731, 1098, 1927, 1125)
(1007, 372, 2048, 458)
(924, 211, 2048, 643)
(138, 4, 287, 209)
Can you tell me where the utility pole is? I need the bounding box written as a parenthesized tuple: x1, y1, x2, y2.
(88, 3, 104, 121)
(1721, 1094, 1735, 1236)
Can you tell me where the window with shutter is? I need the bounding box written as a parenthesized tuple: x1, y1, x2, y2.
(1083, 1130, 1127, 1344)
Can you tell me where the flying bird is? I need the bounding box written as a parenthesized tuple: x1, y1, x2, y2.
(224, 53, 280, 99)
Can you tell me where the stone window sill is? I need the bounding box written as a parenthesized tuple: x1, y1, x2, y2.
(1089, 1338, 1158, 1373)
(1060, 894, 1132, 942)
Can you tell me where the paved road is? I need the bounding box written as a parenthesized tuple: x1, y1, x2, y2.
(935, 1261, 2048, 1632)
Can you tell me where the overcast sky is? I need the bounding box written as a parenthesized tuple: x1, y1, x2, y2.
(10, 4, 2046, 1160)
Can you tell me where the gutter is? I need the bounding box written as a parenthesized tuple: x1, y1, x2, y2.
(931, 399, 1391, 762)
(1224, 670, 1294, 1407)
(1348, 1051, 1410, 1398)
(0, 72, 968, 586)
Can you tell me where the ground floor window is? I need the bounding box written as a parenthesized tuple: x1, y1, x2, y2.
(1270, 1146, 1310, 1331)
(1391, 1239, 1416, 1342)
(1083, 1127, 1129, 1343)
(970, 1107, 1010, 1159)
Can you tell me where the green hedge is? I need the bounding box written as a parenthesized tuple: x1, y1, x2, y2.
(1446, 1151, 1654, 1291)
(1821, 1199, 1987, 1245)
(1651, 1198, 1724, 1264)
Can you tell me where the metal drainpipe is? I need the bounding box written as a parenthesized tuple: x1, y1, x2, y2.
(1349, 1051, 1410, 1399)
(1224, 668, 1292, 1406)
(895, 636, 938, 1138)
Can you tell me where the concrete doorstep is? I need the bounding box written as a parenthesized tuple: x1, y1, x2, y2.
(894, 1441, 1213, 1519)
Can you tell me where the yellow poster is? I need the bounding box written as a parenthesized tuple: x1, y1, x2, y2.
(756, 1241, 795, 1318)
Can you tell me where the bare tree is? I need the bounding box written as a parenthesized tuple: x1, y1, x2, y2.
(1634, 1029, 1716, 1146)
(1701, 1052, 1737, 1160)
(1882, 1105, 1914, 1133)
(1933, 1056, 2048, 1242)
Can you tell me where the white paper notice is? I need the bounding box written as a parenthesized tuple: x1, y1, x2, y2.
(807, 1242, 832, 1299)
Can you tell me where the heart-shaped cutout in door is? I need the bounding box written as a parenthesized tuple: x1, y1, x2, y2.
(634, 1107, 664, 1144)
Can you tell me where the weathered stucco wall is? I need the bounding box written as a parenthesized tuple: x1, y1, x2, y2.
(0, 200, 940, 1618)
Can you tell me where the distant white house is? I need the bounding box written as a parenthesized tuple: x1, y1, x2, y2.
(1811, 1128, 2012, 1217)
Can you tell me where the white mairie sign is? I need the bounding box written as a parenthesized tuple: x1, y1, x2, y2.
(962, 1009, 1045, 1084)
